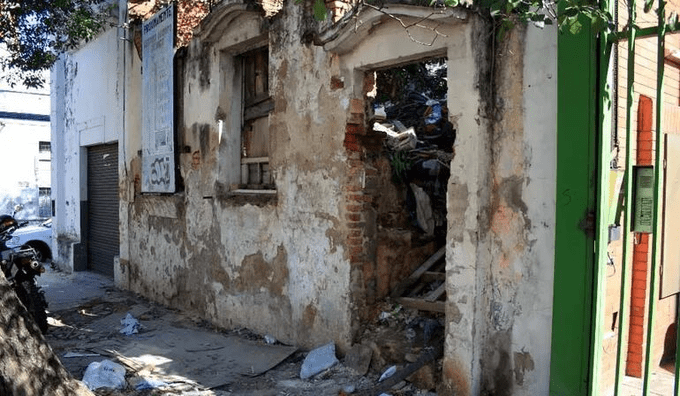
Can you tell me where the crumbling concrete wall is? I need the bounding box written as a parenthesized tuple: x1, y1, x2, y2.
(68, 3, 558, 392)
(442, 21, 557, 396)
(119, 1, 354, 349)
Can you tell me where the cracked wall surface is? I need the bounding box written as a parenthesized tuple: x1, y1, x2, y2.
(51, 2, 558, 393)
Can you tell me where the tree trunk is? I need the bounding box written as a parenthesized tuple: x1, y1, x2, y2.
(0, 271, 93, 396)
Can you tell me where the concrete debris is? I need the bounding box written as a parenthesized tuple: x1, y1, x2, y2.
(300, 342, 340, 380)
(344, 343, 373, 376)
(82, 359, 127, 390)
(44, 268, 443, 395)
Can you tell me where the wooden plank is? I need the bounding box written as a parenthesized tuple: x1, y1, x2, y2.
(396, 297, 445, 313)
(390, 246, 445, 298)
(424, 283, 446, 302)
(241, 156, 269, 164)
(420, 271, 445, 283)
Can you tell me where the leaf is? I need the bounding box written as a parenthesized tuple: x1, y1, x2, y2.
(313, 0, 327, 21)
(569, 19, 582, 35)
(444, 0, 460, 7)
(644, 0, 654, 13)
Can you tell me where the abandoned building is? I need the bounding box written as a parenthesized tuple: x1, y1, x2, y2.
(47, 0, 644, 394)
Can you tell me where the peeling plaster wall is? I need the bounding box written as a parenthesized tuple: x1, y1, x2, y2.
(119, 2, 353, 349)
(443, 22, 557, 396)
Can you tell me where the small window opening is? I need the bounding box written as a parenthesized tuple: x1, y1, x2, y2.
(239, 46, 274, 190)
(39, 141, 51, 153)
(38, 187, 51, 218)
(370, 57, 454, 239)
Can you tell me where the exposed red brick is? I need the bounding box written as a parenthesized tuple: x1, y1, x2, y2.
(632, 287, 647, 299)
(348, 246, 363, 255)
(348, 194, 372, 202)
(344, 185, 362, 193)
(346, 204, 362, 212)
(331, 76, 344, 90)
(347, 237, 363, 246)
(350, 98, 364, 114)
(347, 222, 364, 229)
(346, 213, 362, 222)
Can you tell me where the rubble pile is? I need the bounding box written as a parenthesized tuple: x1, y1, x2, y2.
(372, 60, 454, 237)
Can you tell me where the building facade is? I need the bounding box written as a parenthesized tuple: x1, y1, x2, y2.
(52, 1, 562, 394)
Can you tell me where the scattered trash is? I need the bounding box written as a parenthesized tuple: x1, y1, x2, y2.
(63, 351, 100, 358)
(424, 99, 441, 125)
(82, 359, 127, 390)
(264, 334, 277, 345)
(411, 183, 435, 235)
(134, 377, 169, 390)
(379, 311, 391, 321)
(343, 384, 356, 393)
(120, 312, 140, 335)
(379, 365, 397, 382)
(300, 342, 339, 380)
(372, 60, 454, 238)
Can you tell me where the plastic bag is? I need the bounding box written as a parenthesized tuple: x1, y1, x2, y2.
(82, 359, 126, 390)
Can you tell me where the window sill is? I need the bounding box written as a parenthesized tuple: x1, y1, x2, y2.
(215, 185, 278, 207)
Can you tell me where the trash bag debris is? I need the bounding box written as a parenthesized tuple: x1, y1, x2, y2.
(264, 334, 277, 344)
(300, 342, 339, 380)
(82, 359, 127, 390)
(134, 377, 168, 390)
(372, 60, 454, 238)
(120, 312, 140, 335)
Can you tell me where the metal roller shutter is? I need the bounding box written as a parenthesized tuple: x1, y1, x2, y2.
(87, 144, 119, 276)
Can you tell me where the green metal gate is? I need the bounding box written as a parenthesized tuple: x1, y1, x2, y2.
(552, 0, 680, 394)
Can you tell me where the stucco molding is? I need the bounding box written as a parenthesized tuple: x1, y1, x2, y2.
(322, 4, 468, 55)
(196, 2, 264, 43)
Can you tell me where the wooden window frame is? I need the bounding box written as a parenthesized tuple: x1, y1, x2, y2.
(238, 46, 274, 191)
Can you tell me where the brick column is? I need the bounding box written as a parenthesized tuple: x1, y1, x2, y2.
(626, 95, 653, 377)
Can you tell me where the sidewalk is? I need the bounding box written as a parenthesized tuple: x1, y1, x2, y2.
(38, 266, 435, 395)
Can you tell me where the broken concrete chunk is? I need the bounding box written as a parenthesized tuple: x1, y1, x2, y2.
(300, 342, 339, 380)
(344, 343, 373, 376)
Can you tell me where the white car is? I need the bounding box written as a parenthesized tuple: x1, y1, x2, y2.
(5, 219, 53, 263)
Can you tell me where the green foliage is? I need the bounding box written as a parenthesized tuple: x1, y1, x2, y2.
(313, 0, 328, 21)
(0, 0, 109, 88)
(390, 150, 413, 184)
(308, 0, 615, 41)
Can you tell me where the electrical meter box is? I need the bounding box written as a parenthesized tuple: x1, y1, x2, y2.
(632, 166, 654, 233)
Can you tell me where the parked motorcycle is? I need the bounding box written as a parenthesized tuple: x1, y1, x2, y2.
(0, 213, 48, 333)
